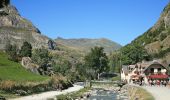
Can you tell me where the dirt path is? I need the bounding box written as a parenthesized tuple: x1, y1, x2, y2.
(10, 85, 83, 100)
(142, 86, 170, 100)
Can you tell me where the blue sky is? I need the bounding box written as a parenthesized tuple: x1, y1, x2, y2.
(11, 0, 169, 46)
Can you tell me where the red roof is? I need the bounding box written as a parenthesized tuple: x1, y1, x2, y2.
(148, 74, 169, 79)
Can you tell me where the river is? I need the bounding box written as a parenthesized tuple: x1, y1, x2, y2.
(75, 82, 128, 100)
(88, 88, 117, 100)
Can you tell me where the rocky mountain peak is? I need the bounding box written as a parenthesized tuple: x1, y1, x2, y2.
(0, 0, 10, 8)
(0, 1, 57, 50)
(0, 4, 40, 33)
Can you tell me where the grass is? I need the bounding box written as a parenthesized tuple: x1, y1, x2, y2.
(111, 75, 121, 81)
(0, 51, 50, 98)
(0, 51, 49, 82)
(128, 86, 154, 100)
(0, 51, 73, 99)
(0, 90, 20, 98)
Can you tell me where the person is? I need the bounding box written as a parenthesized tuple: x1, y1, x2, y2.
(157, 80, 160, 86)
(163, 80, 167, 87)
(153, 80, 156, 86)
(151, 80, 154, 86)
(161, 80, 164, 86)
(149, 79, 152, 86)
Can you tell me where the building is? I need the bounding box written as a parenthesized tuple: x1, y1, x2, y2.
(121, 60, 169, 84)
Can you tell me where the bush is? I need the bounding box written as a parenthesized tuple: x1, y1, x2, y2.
(5, 43, 18, 62)
(20, 41, 32, 57)
(57, 95, 71, 100)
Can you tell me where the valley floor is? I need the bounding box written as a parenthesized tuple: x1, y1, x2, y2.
(9, 85, 83, 100)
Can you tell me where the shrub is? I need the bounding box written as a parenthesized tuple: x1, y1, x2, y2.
(20, 41, 32, 57)
(5, 43, 18, 62)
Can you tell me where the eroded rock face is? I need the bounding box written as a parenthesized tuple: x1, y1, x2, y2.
(0, 5, 40, 33)
(0, 2, 57, 50)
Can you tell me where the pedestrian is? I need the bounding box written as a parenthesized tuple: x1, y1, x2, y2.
(163, 80, 167, 87)
(161, 80, 164, 86)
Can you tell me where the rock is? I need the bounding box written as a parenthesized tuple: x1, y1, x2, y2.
(0, 2, 57, 50)
(48, 40, 56, 50)
(0, 0, 10, 8)
(21, 57, 39, 74)
(15, 90, 27, 96)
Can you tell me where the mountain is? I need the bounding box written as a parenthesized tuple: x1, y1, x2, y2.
(122, 2, 170, 63)
(0, 0, 55, 50)
(55, 37, 122, 54)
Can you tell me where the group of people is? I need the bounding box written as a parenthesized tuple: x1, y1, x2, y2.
(148, 79, 168, 87)
(132, 78, 169, 87)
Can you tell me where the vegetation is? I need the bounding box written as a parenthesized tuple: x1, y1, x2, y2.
(5, 42, 19, 62)
(0, 51, 49, 96)
(152, 47, 170, 58)
(5, 41, 32, 62)
(53, 59, 71, 76)
(55, 38, 121, 54)
(109, 51, 121, 73)
(0, 51, 48, 82)
(20, 41, 32, 57)
(120, 43, 151, 65)
(56, 87, 91, 100)
(111, 75, 121, 81)
(84, 46, 109, 79)
(128, 86, 154, 100)
(0, 51, 72, 98)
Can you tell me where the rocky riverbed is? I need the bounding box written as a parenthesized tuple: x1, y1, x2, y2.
(76, 84, 129, 100)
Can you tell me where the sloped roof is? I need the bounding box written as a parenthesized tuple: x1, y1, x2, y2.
(143, 60, 169, 72)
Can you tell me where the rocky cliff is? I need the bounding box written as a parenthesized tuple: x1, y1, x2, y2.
(0, 0, 55, 49)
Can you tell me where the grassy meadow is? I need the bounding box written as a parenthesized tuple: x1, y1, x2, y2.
(0, 51, 49, 82)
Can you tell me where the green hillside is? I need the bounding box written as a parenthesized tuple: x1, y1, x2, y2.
(0, 51, 49, 82)
(55, 38, 122, 54)
(120, 3, 170, 65)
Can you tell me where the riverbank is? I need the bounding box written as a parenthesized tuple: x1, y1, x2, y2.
(10, 85, 83, 100)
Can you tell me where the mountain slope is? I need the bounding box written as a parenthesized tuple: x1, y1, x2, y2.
(121, 2, 170, 63)
(55, 38, 122, 54)
(0, 1, 55, 50)
(0, 51, 48, 82)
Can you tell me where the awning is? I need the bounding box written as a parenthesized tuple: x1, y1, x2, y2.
(148, 74, 169, 79)
(131, 75, 141, 80)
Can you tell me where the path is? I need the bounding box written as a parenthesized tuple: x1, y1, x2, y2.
(141, 86, 170, 100)
(10, 85, 83, 100)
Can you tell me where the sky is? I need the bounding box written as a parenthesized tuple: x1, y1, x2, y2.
(11, 0, 169, 46)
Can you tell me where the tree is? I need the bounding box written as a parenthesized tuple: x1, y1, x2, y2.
(109, 52, 121, 73)
(20, 41, 32, 57)
(84, 46, 109, 79)
(53, 59, 71, 76)
(32, 48, 50, 67)
(121, 43, 151, 65)
(5, 43, 18, 62)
